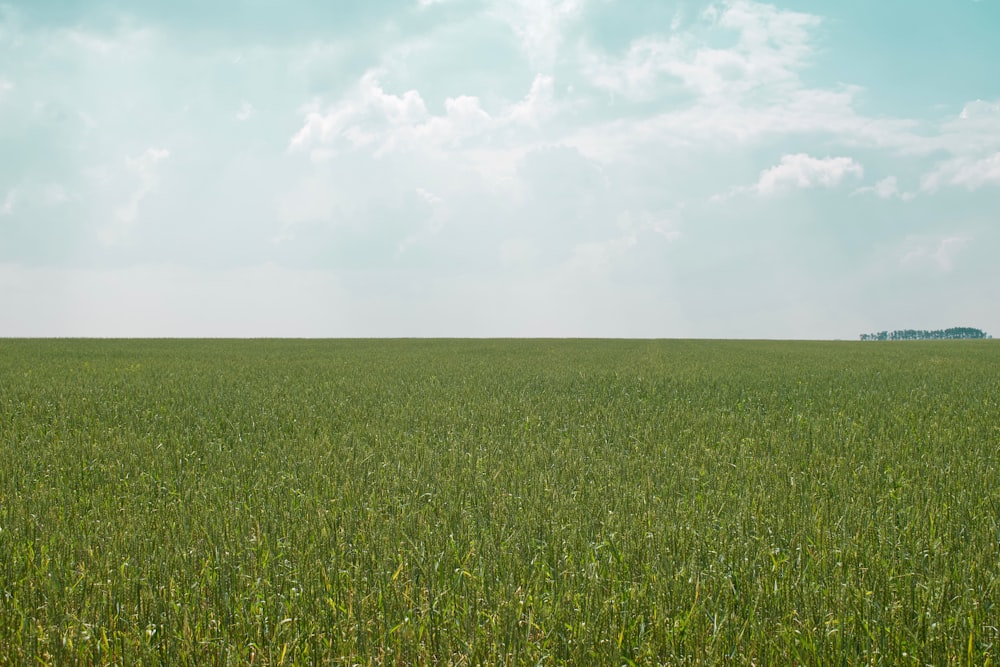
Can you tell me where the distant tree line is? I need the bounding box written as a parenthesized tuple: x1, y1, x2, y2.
(860, 327, 990, 341)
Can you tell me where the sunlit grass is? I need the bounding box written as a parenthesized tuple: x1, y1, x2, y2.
(1, 339, 997, 664)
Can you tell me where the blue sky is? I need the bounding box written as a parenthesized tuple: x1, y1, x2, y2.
(1, 0, 998, 338)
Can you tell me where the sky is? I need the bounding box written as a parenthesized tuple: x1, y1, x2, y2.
(1, 0, 998, 338)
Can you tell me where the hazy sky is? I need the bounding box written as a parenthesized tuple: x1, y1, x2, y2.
(1, 0, 998, 338)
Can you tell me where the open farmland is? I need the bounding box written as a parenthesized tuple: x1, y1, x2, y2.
(0, 339, 998, 665)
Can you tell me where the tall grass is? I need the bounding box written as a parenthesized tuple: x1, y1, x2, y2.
(1, 339, 997, 664)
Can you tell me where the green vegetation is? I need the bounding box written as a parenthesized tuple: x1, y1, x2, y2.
(1, 339, 998, 665)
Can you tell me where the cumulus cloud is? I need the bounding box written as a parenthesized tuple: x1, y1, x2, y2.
(506, 74, 556, 126)
(415, 187, 443, 206)
(235, 102, 255, 121)
(289, 72, 428, 157)
(901, 236, 971, 272)
(581, 0, 820, 101)
(572, 4, 1000, 162)
(720, 154, 863, 199)
(921, 152, 1000, 192)
(754, 154, 862, 195)
(289, 71, 557, 160)
(854, 176, 914, 201)
(490, 0, 582, 69)
(616, 209, 682, 243)
(958, 98, 1000, 122)
(563, 208, 681, 276)
(1, 188, 15, 215)
(100, 147, 170, 245)
(922, 99, 1000, 158)
(52, 23, 156, 62)
(571, 0, 928, 162)
(871, 176, 899, 199)
(0, 182, 70, 216)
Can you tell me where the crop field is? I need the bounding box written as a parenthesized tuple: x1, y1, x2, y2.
(0, 339, 998, 665)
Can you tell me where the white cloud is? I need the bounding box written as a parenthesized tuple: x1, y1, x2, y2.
(273, 174, 340, 242)
(562, 209, 680, 276)
(921, 99, 1000, 158)
(571, 4, 1000, 163)
(718, 0, 820, 67)
(958, 98, 1000, 121)
(617, 209, 682, 243)
(1, 188, 15, 215)
(290, 71, 558, 161)
(570, 69, 923, 164)
(853, 176, 915, 201)
(490, 0, 582, 69)
(285, 0, 977, 187)
(901, 236, 971, 272)
(871, 176, 899, 199)
(235, 101, 255, 121)
(0, 183, 70, 214)
(397, 186, 451, 257)
(721, 154, 863, 198)
(582, 0, 820, 101)
(921, 152, 1000, 192)
(56, 25, 155, 59)
(581, 37, 685, 101)
(289, 72, 432, 157)
(0, 79, 12, 98)
(755, 154, 863, 195)
(415, 187, 443, 206)
(101, 147, 170, 245)
(506, 74, 556, 126)
(63, 29, 118, 55)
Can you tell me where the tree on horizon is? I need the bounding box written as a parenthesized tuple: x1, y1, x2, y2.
(860, 327, 990, 341)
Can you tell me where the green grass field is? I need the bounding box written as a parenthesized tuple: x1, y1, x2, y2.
(1, 339, 997, 665)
